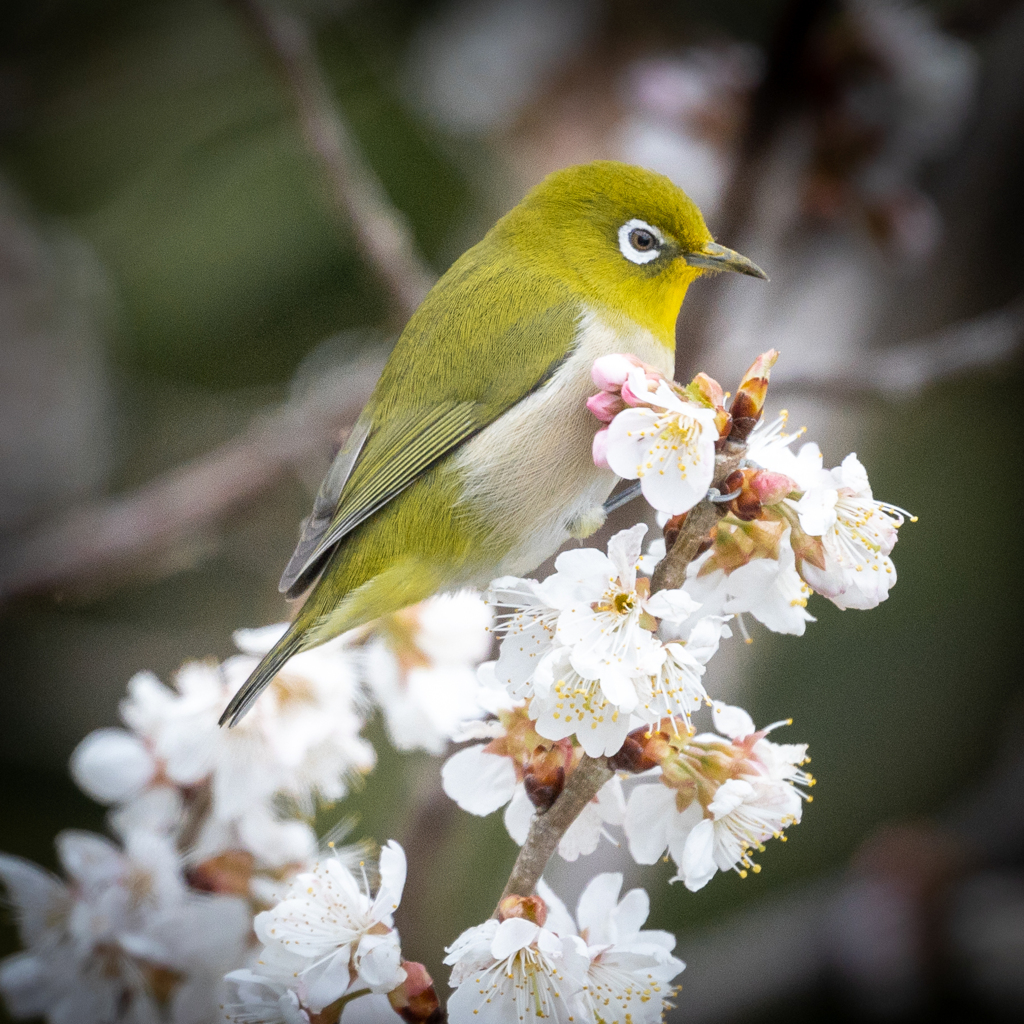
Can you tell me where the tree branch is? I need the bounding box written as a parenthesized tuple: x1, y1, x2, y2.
(230, 0, 436, 322)
(0, 354, 384, 602)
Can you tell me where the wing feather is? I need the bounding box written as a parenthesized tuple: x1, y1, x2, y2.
(280, 401, 483, 596)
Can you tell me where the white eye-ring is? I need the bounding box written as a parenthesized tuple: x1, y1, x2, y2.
(618, 218, 663, 264)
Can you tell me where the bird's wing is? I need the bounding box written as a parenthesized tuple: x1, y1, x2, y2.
(278, 407, 372, 595)
(279, 400, 487, 596)
(279, 258, 579, 598)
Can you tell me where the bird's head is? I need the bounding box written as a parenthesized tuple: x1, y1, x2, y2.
(500, 161, 767, 346)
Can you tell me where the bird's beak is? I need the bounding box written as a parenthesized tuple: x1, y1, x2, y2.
(683, 241, 768, 280)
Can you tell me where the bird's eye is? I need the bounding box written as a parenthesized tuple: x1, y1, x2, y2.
(618, 219, 663, 265)
(630, 228, 655, 250)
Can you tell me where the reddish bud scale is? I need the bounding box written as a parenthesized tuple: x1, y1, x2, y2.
(608, 724, 675, 773)
(497, 894, 548, 926)
(728, 349, 779, 441)
(388, 963, 444, 1024)
(523, 738, 574, 810)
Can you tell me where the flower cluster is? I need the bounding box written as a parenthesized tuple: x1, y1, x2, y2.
(2, 593, 493, 1024)
(220, 842, 436, 1024)
(445, 875, 685, 1024)
(0, 830, 250, 1024)
(620, 703, 814, 890)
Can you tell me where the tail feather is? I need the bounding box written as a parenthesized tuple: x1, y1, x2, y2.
(219, 625, 305, 728)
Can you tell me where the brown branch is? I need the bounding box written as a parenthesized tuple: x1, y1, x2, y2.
(498, 754, 613, 903)
(0, 353, 384, 602)
(495, 441, 747, 907)
(230, 0, 436, 322)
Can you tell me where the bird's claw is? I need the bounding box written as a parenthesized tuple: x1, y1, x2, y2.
(708, 486, 741, 503)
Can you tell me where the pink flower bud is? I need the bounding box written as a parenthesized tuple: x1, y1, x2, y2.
(750, 470, 798, 506)
(586, 390, 625, 422)
(592, 427, 610, 468)
(591, 353, 637, 391)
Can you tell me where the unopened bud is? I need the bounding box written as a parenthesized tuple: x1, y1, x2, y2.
(751, 470, 799, 506)
(729, 349, 778, 440)
(497, 894, 548, 926)
(187, 851, 255, 896)
(388, 962, 443, 1024)
(608, 725, 672, 773)
(523, 740, 572, 810)
(591, 353, 637, 391)
(586, 391, 625, 423)
(722, 469, 762, 522)
(689, 371, 725, 408)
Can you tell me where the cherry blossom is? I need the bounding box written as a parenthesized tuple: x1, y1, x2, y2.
(624, 704, 813, 890)
(604, 369, 720, 515)
(249, 842, 407, 1014)
(0, 829, 249, 1024)
(444, 914, 589, 1024)
(538, 874, 686, 1024)
(361, 592, 494, 754)
(791, 453, 912, 610)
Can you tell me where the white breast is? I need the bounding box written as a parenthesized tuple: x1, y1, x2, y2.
(454, 307, 674, 581)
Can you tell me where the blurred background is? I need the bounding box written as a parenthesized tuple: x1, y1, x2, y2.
(1, 0, 1022, 1021)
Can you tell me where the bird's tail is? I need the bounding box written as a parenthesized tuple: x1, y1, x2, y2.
(218, 622, 305, 728)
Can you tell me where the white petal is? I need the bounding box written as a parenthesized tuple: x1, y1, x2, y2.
(535, 880, 577, 939)
(708, 779, 755, 818)
(70, 729, 156, 804)
(624, 785, 675, 864)
(503, 786, 534, 845)
(575, 873, 622, 943)
(711, 701, 756, 740)
(0, 855, 66, 946)
(606, 524, 647, 591)
(610, 887, 650, 943)
(491, 918, 538, 959)
(645, 587, 700, 622)
(372, 841, 406, 920)
(442, 746, 517, 816)
(54, 830, 124, 888)
(340, 993, 400, 1024)
(679, 819, 717, 891)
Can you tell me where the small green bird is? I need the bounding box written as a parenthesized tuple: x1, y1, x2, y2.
(221, 160, 765, 726)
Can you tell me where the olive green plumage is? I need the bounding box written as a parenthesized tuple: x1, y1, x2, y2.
(220, 160, 766, 726)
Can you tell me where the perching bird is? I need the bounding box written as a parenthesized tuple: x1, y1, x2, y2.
(220, 160, 765, 726)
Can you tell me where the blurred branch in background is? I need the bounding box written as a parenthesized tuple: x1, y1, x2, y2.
(0, 353, 383, 602)
(229, 0, 436, 321)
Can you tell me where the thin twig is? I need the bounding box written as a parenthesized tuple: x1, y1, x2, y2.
(0, 354, 384, 602)
(498, 755, 613, 903)
(230, 0, 436, 321)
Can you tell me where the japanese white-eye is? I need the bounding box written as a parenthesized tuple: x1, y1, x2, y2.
(221, 160, 765, 725)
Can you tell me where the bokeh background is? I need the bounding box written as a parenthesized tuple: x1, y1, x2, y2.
(2, 0, 1023, 1021)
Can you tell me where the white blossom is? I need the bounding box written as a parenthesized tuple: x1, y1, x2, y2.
(549, 525, 698, 706)
(107, 632, 372, 867)
(605, 370, 720, 515)
(362, 592, 494, 754)
(0, 830, 250, 1024)
(538, 874, 685, 1024)
(792, 453, 910, 610)
(684, 527, 815, 636)
(250, 842, 407, 1013)
(444, 917, 589, 1024)
(744, 413, 821, 490)
(624, 704, 813, 891)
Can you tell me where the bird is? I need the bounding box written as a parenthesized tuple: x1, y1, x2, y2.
(220, 160, 766, 726)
